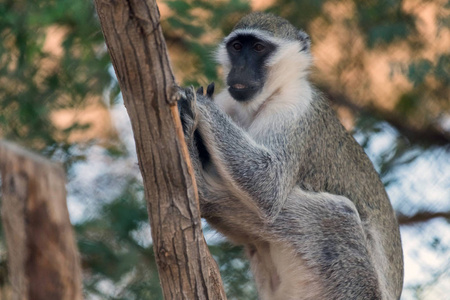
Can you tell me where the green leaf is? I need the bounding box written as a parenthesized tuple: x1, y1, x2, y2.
(407, 59, 432, 86)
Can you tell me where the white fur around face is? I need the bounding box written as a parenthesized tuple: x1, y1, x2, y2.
(214, 29, 313, 133)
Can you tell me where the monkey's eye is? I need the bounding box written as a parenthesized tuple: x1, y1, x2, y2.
(253, 43, 265, 52)
(232, 42, 243, 51)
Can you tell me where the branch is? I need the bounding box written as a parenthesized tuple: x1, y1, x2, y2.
(398, 211, 450, 226)
(94, 1, 226, 299)
(324, 88, 450, 147)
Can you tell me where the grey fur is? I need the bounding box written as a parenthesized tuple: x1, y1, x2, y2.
(234, 12, 301, 42)
(178, 13, 403, 300)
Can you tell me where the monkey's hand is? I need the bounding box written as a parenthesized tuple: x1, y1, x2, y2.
(178, 83, 215, 138)
(177, 86, 198, 138)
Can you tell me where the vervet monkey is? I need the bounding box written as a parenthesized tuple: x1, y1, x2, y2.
(178, 12, 403, 300)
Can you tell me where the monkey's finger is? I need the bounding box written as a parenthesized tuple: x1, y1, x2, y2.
(206, 82, 215, 98)
(186, 86, 198, 115)
(196, 86, 204, 95)
(176, 87, 187, 115)
(178, 87, 195, 118)
(178, 97, 189, 116)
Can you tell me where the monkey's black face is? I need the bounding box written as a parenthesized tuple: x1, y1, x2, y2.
(226, 35, 277, 102)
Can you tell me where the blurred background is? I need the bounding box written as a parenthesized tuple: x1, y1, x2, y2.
(0, 0, 449, 299)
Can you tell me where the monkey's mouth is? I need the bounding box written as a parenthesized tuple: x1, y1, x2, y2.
(232, 83, 247, 90)
(228, 83, 260, 102)
(229, 83, 259, 92)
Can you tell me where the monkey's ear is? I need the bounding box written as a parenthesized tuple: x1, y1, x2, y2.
(298, 30, 311, 52)
(206, 82, 215, 99)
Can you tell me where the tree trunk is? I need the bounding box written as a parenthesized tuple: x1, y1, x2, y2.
(94, 1, 227, 299)
(0, 141, 83, 300)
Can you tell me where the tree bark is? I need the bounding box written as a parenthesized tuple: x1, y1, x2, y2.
(94, 1, 226, 299)
(0, 141, 83, 300)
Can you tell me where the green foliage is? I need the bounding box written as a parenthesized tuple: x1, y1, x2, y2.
(164, 0, 251, 86)
(434, 54, 450, 86)
(354, 0, 416, 47)
(396, 91, 421, 115)
(269, 0, 325, 29)
(0, 0, 116, 158)
(76, 180, 163, 299)
(407, 59, 433, 86)
(394, 54, 450, 122)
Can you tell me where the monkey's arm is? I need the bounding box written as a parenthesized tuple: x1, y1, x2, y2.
(178, 87, 231, 202)
(191, 96, 302, 220)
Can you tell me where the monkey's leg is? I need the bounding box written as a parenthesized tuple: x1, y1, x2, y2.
(267, 188, 382, 300)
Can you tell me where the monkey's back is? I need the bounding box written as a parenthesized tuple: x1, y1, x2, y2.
(297, 93, 404, 298)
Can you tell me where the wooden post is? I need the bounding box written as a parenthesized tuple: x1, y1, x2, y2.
(0, 141, 83, 300)
(94, 0, 226, 299)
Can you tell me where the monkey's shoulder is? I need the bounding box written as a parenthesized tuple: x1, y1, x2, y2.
(299, 96, 386, 198)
